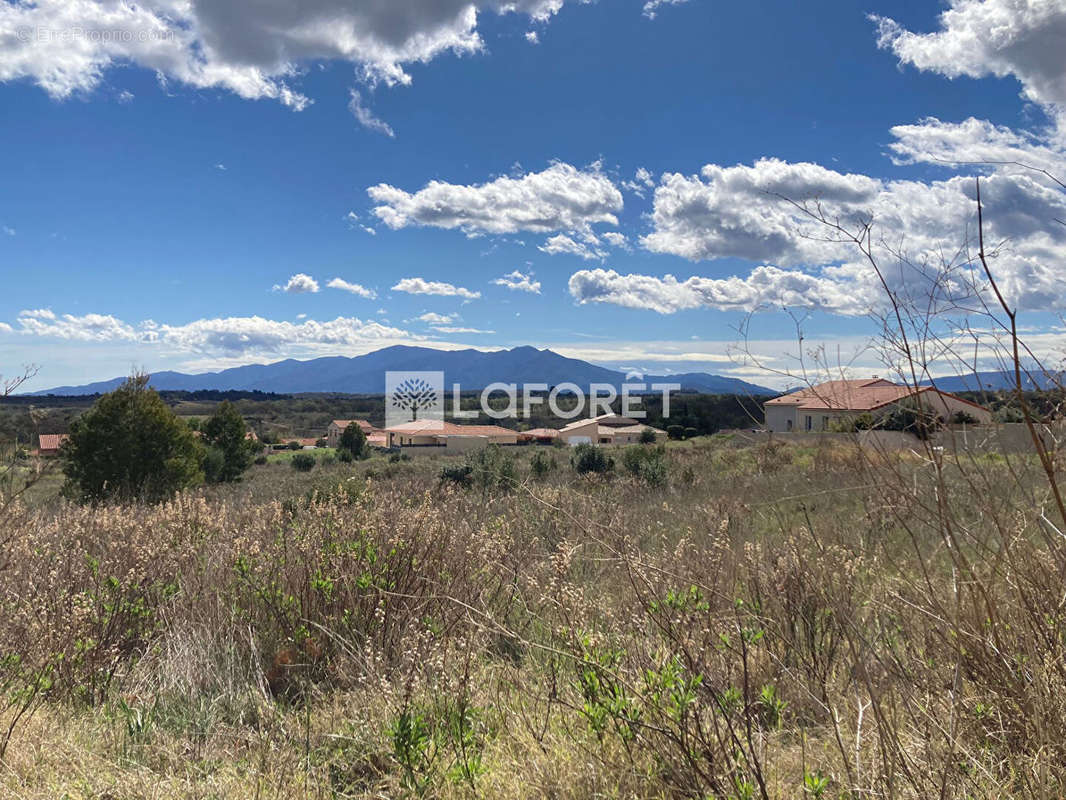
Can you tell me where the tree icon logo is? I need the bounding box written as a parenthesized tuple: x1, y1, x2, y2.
(385, 371, 444, 428)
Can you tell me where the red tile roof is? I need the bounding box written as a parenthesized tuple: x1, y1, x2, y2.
(522, 428, 560, 438)
(331, 419, 376, 432)
(38, 433, 68, 452)
(764, 378, 984, 412)
(385, 420, 516, 437)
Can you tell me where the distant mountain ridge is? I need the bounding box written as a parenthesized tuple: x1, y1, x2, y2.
(921, 369, 1063, 393)
(30, 345, 774, 396)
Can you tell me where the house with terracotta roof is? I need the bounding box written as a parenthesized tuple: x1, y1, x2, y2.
(558, 413, 665, 445)
(37, 433, 69, 456)
(385, 420, 518, 451)
(763, 378, 991, 433)
(326, 419, 378, 448)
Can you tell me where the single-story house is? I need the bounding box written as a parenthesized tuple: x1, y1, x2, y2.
(326, 419, 378, 448)
(763, 377, 992, 433)
(558, 413, 665, 445)
(37, 433, 69, 456)
(385, 420, 518, 450)
(519, 428, 561, 444)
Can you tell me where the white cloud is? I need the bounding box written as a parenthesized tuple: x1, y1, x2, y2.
(117, 89, 134, 103)
(368, 161, 623, 236)
(643, 158, 882, 264)
(493, 269, 542, 293)
(632, 148, 1066, 315)
(392, 277, 481, 299)
(0, 322, 12, 334)
(348, 89, 395, 138)
(0, 1, 605, 108)
(622, 167, 656, 198)
(539, 233, 606, 261)
(432, 325, 495, 334)
(327, 278, 377, 298)
(888, 116, 1066, 177)
(10, 308, 419, 357)
(214, 163, 226, 171)
(642, 0, 690, 20)
(362, 225, 377, 236)
(14, 309, 139, 341)
(873, 1, 1066, 112)
(568, 267, 874, 315)
(273, 273, 320, 294)
(415, 312, 459, 324)
(525, 30, 540, 44)
(601, 231, 630, 250)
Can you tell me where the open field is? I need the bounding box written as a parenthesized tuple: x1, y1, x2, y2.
(2, 435, 1065, 798)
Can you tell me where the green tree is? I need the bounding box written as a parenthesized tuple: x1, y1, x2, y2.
(339, 422, 368, 459)
(62, 375, 204, 503)
(201, 400, 256, 483)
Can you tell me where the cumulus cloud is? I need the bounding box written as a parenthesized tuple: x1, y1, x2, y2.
(525, 30, 540, 44)
(273, 273, 320, 294)
(368, 162, 623, 236)
(539, 233, 607, 261)
(888, 116, 1066, 178)
(601, 231, 630, 250)
(643, 158, 882, 264)
(493, 269, 541, 293)
(327, 278, 377, 298)
(348, 89, 395, 138)
(415, 312, 459, 324)
(14, 308, 138, 341)
(0, 1, 607, 108)
(568, 267, 875, 315)
(10, 308, 418, 358)
(392, 277, 481, 299)
(873, 0, 1066, 112)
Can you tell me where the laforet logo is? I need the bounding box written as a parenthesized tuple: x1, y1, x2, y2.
(385, 371, 445, 428)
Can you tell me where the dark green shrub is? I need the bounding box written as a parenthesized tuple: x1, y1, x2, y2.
(339, 423, 369, 459)
(571, 443, 614, 474)
(952, 410, 978, 425)
(315, 437, 327, 448)
(254, 455, 268, 465)
(639, 428, 658, 444)
(882, 399, 942, 439)
(467, 445, 517, 492)
(337, 448, 354, 463)
(439, 463, 474, 488)
(622, 445, 668, 486)
(530, 449, 556, 479)
(62, 374, 203, 504)
(667, 424, 685, 440)
(290, 453, 316, 472)
(287, 441, 302, 451)
(201, 400, 256, 483)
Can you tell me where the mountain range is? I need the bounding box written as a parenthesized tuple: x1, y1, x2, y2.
(30, 345, 775, 396)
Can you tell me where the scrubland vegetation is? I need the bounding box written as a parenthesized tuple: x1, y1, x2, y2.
(2, 428, 1066, 799)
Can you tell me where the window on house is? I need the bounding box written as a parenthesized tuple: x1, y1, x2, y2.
(822, 416, 830, 431)
(786, 419, 793, 431)
(805, 415, 812, 431)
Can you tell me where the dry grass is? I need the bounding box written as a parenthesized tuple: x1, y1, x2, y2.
(1, 436, 1064, 798)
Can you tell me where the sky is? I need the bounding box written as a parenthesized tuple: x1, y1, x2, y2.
(1, 0, 1065, 391)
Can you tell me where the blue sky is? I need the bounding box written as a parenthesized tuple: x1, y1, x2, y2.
(1, 0, 1065, 391)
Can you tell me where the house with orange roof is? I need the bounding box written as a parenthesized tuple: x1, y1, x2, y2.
(326, 419, 378, 448)
(557, 413, 665, 445)
(763, 377, 991, 433)
(37, 433, 69, 456)
(385, 420, 518, 451)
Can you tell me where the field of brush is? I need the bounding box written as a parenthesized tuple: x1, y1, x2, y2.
(2, 435, 1065, 799)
